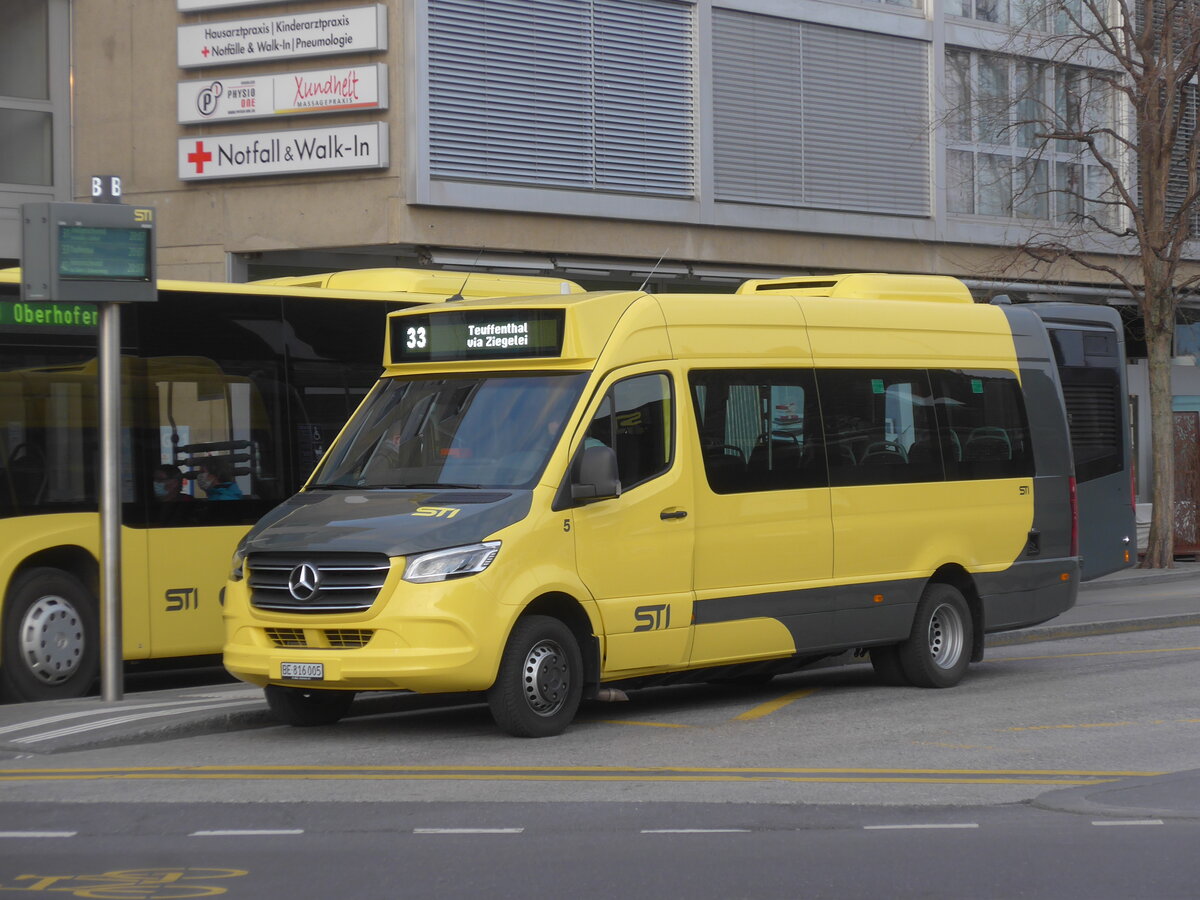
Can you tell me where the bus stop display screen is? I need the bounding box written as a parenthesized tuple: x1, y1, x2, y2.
(391, 309, 566, 362)
(58, 226, 151, 280)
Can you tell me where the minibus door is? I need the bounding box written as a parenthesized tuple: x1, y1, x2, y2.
(569, 369, 695, 674)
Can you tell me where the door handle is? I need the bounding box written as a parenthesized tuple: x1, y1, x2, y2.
(660, 508, 688, 520)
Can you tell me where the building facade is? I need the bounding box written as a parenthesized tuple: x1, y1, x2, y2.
(7, 0, 1200, 506)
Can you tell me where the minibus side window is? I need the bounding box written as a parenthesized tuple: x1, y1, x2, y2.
(929, 370, 1034, 481)
(817, 369, 941, 487)
(688, 369, 825, 494)
(588, 374, 673, 492)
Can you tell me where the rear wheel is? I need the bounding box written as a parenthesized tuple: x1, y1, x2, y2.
(897, 583, 972, 688)
(264, 684, 355, 726)
(487, 615, 582, 738)
(1, 567, 99, 702)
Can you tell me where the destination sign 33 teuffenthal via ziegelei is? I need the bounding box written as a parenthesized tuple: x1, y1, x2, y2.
(178, 123, 388, 180)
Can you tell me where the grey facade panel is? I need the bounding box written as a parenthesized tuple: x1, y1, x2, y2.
(713, 8, 930, 217)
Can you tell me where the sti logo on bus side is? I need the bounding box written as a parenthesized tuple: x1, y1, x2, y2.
(165, 588, 198, 611)
(634, 603, 670, 632)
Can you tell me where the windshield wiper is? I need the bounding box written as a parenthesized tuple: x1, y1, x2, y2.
(307, 483, 361, 491)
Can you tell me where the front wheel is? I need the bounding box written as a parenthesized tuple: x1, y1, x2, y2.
(1, 567, 100, 702)
(264, 684, 355, 726)
(897, 583, 972, 688)
(487, 615, 583, 738)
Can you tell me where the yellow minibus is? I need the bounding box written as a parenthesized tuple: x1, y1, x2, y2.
(222, 273, 1134, 736)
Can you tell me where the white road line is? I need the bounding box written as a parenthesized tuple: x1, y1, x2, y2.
(640, 829, 752, 834)
(190, 830, 304, 836)
(864, 824, 980, 830)
(0, 832, 77, 838)
(12, 699, 264, 744)
(413, 828, 525, 834)
(1091, 820, 1163, 826)
(0, 696, 256, 737)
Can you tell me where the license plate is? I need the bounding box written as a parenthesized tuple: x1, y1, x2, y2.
(281, 662, 324, 681)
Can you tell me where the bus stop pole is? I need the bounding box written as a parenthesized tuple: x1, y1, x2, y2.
(99, 300, 123, 702)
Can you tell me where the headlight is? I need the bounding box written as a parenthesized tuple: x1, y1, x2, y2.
(229, 541, 248, 581)
(402, 541, 500, 583)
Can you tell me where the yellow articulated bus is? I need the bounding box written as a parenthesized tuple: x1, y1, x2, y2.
(222, 273, 1135, 737)
(0, 267, 583, 702)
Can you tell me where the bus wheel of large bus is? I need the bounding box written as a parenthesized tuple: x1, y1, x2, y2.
(487, 615, 583, 738)
(1, 567, 100, 702)
(897, 583, 972, 689)
(264, 684, 355, 727)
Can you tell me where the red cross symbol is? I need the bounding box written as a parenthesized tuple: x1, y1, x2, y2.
(187, 141, 213, 174)
(202, 46, 210, 57)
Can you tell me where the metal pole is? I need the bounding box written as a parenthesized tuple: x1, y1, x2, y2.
(99, 300, 123, 701)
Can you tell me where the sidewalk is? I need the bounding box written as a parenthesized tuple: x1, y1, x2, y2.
(0, 560, 1197, 757)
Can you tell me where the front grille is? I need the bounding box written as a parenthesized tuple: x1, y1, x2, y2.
(265, 628, 306, 647)
(263, 628, 376, 649)
(248, 552, 390, 614)
(325, 629, 373, 649)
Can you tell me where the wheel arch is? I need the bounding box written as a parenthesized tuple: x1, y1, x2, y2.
(5, 546, 98, 607)
(928, 564, 984, 663)
(517, 592, 601, 693)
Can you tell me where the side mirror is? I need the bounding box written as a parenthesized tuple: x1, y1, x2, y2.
(570, 444, 621, 502)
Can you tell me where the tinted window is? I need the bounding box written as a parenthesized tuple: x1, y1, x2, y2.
(588, 373, 673, 491)
(689, 369, 825, 493)
(1049, 325, 1123, 482)
(929, 369, 1034, 480)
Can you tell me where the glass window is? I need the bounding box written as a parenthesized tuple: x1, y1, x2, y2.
(947, 149, 976, 214)
(689, 369, 825, 494)
(314, 372, 588, 490)
(0, 0, 49, 100)
(588, 373, 673, 491)
(817, 369, 943, 486)
(0, 109, 52, 185)
(1049, 326, 1124, 482)
(929, 370, 1034, 480)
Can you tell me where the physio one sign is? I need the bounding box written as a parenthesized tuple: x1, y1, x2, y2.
(178, 64, 387, 123)
(178, 123, 388, 180)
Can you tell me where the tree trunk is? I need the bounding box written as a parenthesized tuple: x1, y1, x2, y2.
(1142, 328, 1176, 568)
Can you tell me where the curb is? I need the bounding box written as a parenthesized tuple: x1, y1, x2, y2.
(986, 614, 1200, 647)
(1033, 769, 1200, 821)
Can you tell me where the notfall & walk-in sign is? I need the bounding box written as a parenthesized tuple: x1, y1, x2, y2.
(177, 122, 389, 180)
(177, 4, 386, 68)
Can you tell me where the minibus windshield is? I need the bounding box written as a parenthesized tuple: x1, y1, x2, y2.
(310, 372, 589, 490)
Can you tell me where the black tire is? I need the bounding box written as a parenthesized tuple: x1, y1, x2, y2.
(264, 684, 355, 726)
(1, 567, 100, 702)
(870, 645, 910, 686)
(487, 615, 583, 738)
(897, 583, 972, 688)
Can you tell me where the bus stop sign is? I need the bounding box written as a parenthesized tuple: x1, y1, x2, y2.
(21, 201, 156, 303)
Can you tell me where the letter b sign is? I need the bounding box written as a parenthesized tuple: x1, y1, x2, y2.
(90, 175, 122, 204)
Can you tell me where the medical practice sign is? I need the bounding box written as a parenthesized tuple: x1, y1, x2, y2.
(178, 64, 387, 123)
(177, 5, 386, 68)
(178, 123, 388, 180)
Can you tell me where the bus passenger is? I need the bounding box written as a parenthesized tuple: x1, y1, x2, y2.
(152, 464, 192, 501)
(194, 460, 243, 501)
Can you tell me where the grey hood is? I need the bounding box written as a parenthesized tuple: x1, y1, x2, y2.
(241, 489, 534, 557)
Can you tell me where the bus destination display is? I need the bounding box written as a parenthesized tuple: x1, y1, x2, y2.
(58, 226, 151, 280)
(391, 309, 566, 362)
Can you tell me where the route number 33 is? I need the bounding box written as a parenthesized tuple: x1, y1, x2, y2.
(405, 326, 428, 350)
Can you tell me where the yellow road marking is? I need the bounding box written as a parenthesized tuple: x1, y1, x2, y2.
(734, 688, 819, 721)
(994, 646, 1200, 662)
(0, 763, 1162, 788)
